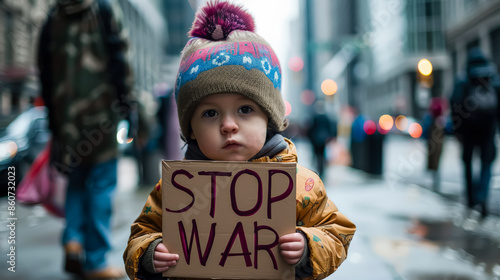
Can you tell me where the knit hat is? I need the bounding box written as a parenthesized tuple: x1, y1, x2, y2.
(174, 0, 287, 140)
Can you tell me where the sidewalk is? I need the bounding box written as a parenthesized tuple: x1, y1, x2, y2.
(324, 166, 500, 280)
(383, 134, 500, 216)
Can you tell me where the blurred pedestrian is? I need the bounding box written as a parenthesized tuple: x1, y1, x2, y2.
(306, 101, 337, 179)
(37, 0, 133, 278)
(450, 47, 499, 218)
(350, 112, 367, 171)
(422, 97, 447, 192)
(154, 83, 182, 161)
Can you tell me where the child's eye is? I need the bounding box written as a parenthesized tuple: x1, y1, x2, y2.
(238, 106, 254, 114)
(202, 110, 218, 117)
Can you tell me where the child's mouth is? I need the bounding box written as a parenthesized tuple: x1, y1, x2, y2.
(224, 143, 241, 149)
(223, 140, 241, 149)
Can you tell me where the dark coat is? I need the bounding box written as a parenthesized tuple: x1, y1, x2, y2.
(450, 48, 499, 140)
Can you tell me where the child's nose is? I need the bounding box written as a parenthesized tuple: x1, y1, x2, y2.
(220, 115, 239, 134)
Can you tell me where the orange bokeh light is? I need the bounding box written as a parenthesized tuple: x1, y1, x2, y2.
(321, 79, 337, 96)
(408, 123, 422, 138)
(378, 114, 394, 131)
(395, 115, 408, 131)
(418, 59, 433, 76)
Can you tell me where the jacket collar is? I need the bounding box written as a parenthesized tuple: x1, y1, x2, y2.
(57, 0, 94, 15)
(251, 138, 298, 163)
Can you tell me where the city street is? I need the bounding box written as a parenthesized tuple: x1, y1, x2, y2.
(1, 134, 500, 279)
(2, 0, 500, 279)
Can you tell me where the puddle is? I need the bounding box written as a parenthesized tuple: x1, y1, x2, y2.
(409, 218, 500, 276)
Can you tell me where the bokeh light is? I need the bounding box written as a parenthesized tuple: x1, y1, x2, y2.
(301, 90, 316, 105)
(288, 56, 304, 72)
(377, 124, 389, 134)
(378, 114, 394, 131)
(117, 127, 127, 144)
(363, 120, 376, 135)
(284, 100, 292, 116)
(417, 59, 433, 76)
(408, 122, 422, 138)
(395, 115, 408, 131)
(117, 128, 134, 144)
(6, 140, 18, 157)
(321, 79, 337, 96)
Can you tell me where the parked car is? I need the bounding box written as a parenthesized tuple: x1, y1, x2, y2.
(0, 106, 140, 196)
(0, 106, 50, 196)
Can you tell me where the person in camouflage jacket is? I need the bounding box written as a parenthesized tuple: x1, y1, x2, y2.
(37, 0, 132, 278)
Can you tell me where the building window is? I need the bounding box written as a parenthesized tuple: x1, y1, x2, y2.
(435, 30, 444, 50)
(408, 32, 415, 53)
(425, 0, 441, 17)
(451, 50, 457, 77)
(418, 31, 426, 52)
(405, 0, 445, 53)
(490, 27, 500, 73)
(464, 0, 479, 11)
(4, 11, 13, 65)
(426, 31, 434, 52)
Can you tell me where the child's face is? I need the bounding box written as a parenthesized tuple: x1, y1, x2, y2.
(190, 93, 268, 161)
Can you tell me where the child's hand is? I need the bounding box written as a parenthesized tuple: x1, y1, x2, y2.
(153, 243, 179, 273)
(279, 233, 305, 265)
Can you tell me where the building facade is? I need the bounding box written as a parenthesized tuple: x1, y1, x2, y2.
(319, 0, 500, 123)
(0, 0, 53, 121)
(159, 0, 194, 88)
(355, 0, 450, 120)
(119, 0, 166, 94)
(444, 0, 500, 78)
(0, 0, 171, 125)
(288, 0, 357, 126)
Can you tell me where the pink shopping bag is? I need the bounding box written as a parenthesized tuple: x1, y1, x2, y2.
(17, 142, 67, 217)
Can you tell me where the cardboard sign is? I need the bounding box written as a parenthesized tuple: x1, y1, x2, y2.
(162, 160, 296, 279)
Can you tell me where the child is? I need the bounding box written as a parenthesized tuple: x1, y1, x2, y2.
(123, 1, 356, 279)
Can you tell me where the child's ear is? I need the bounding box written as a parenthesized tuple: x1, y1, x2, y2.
(190, 131, 196, 140)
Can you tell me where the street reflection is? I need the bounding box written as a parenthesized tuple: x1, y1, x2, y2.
(409, 218, 500, 277)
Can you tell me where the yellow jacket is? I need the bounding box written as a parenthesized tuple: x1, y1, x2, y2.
(123, 139, 356, 279)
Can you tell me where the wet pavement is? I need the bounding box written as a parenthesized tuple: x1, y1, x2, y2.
(1, 134, 500, 279)
(304, 135, 500, 280)
(383, 135, 500, 216)
(323, 166, 500, 280)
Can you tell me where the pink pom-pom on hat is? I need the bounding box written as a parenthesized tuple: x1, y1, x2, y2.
(176, 1, 286, 140)
(189, 0, 255, 40)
